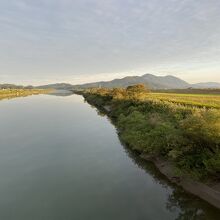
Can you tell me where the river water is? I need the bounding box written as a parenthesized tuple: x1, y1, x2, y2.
(0, 94, 219, 219)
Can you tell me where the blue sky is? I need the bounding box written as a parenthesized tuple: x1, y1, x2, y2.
(0, 0, 220, 85)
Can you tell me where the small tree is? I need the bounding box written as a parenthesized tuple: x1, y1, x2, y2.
(126, 84, 150, 100)
(111, 88, 126, 100)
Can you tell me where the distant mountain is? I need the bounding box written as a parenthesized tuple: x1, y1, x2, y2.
(192, 82, 220, 89)
(2, 74, 219, 90)
(0, 84, 33, 89)
(72, 74, 190, 90)
(36, 83, 73, 90)
(36, 74, 220, 90)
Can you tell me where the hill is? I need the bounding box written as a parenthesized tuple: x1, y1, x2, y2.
(73, 74, 220, 90)
(73, 74, 190, 90)
(192, 82, 220, 89)
(2, 74, 220, 90)
(36, 83, 73, 90)
(0, 84, 33, 89)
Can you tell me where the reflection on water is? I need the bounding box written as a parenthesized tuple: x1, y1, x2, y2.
(123, 147, 220, 220)
(0, 94, 219, 220)
(87, 98, 220, 220)
(47, 89, 74, 96)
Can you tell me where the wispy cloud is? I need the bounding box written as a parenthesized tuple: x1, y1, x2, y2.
(0, 0, 220, 84)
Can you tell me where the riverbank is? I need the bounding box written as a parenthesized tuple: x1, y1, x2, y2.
(0, 89, 52, 101)
(141, 155, 220, 210)
(76, 86, 220, 209)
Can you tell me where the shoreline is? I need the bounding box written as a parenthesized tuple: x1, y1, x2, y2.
(80, 93, 220, 210)
(141, 154, 220, 209)
(0, 89, 52, 101)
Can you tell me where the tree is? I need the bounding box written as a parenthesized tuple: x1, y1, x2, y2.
(126, 84, 150, 100)
(111, 88, 126, 100)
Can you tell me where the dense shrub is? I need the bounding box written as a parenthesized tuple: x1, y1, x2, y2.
(83, 85, 220, 180)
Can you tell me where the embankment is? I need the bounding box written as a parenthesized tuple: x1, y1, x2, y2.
(76, 88, 220, 209)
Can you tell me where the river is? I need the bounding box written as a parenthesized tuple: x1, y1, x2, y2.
(0, 93, 219, 219)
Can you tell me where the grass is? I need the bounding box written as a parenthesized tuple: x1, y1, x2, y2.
(146, 93, 220, 109)
(0, 89, 51, 101)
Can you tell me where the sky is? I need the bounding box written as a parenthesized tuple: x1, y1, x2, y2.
(0, 0, 220, 85)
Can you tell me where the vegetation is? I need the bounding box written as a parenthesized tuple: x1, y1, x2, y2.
(155, 88, 220, 95)
(0, 89, 51, 101)
(146, 93, 220, 109)
(81, 84, 220, 180)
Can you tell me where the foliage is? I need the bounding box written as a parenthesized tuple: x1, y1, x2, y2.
(147, 93, 220, 109)
(126, 84, 150, 100)
(82, 85, 220, 180)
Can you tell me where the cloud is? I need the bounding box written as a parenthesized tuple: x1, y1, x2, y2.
(0, 0, 220, 84)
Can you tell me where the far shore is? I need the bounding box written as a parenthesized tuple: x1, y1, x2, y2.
(0, 89, 52, 101)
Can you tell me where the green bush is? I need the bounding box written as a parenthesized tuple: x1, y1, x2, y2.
(82, 85, 220, 180)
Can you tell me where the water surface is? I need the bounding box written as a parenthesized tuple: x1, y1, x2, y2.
(0, 94, 219, 219)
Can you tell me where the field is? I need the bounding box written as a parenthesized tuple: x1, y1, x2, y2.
(0, 89, 51, 101)
(147, 93, 220, 109)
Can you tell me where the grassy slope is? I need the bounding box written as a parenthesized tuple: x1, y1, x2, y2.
(81, 86, 220, 181)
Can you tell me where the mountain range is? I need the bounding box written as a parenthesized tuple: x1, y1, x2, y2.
(38, 74, 220, 90)
(1, 74, 220, 90)
(72, 74, 189, 90)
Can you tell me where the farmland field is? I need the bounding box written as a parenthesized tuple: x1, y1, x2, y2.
(147, 93, 220, 109)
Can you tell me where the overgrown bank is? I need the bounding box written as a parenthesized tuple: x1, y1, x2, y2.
(0, 89, 51, 101)
(76, 85, 220, 208)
